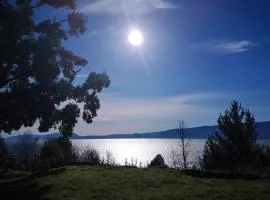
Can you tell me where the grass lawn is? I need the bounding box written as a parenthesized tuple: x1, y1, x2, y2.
(1, 166, 270, 200)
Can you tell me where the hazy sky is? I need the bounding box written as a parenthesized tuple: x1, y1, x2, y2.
(22, 0, 270, 135)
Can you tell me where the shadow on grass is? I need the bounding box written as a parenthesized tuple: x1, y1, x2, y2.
(185, 169, 268, 180)
(0, 181, 51, 200)
(0, 168, 66, 200)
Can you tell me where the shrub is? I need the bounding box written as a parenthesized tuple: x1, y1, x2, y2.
(71, 145, 81, 163)
(78, 147, 100, 165)
(14, 131, 39, 171)
(148, 154, 167, 168)
(54, 137, 74, 164)
(252, 145, 270, 171)
(0, 136, 15, 173)
(105, 151, 116, 165)
(40, 139, 65, 169)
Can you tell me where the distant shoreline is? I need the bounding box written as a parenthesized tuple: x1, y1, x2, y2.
(4, 121, 270, 142)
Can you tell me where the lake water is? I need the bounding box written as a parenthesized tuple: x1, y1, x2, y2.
(72, 139, 270, 167)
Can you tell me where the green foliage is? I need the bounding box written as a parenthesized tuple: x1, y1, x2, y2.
(0, 0, 110, 137)
(202, 101, 258, 172)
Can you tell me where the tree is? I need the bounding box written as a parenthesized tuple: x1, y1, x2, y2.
(79, 147, 100, 165)
(0, 134, 15, 173)
(0, 0, 110, 137)
(0, 134, 8, 171)
(178, 121, 190, 171)
(171, 120, 190, 171)
(148, 154, 167, 168)
(105, 150, 116, 165)
(40, 139, 65, 169)
(15, 130, 38, 171)
(202, 101, 258, 172)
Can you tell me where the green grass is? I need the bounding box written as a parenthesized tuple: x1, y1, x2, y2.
(1, 166, 270, 200)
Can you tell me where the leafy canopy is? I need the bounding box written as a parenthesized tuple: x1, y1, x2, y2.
(0, 0, 110, 136)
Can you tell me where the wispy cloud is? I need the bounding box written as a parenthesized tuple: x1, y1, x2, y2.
(73, 92, 229, 134)
(6, 90, 270, 136)
(80, 0, 180, 14)
(88, 26, 115, 37)
(215, 40, 255, 54)
(155, 1, 179, 9)
(194, 40, 256, 54)
(73, 90, 270, 135)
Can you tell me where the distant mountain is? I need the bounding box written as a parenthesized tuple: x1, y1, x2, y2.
(71, 121, 270, 139)
(4, 133, 62, 143)
(4, 121, 270, 142)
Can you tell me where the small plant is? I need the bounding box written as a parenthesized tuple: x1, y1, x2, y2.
(171, 121, 190, 171)
(105, 151, 116, 165)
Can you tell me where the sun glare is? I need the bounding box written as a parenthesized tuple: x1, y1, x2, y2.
(128, 29, 144, 46)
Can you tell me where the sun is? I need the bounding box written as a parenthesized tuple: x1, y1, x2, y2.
(128, 29, 144, 46)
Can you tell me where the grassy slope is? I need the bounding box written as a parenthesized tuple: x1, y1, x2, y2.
(1, 166, 270, 200)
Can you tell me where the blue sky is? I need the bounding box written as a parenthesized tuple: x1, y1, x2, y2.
(24, 0, 270, 135)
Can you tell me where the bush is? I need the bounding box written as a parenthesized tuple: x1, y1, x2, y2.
(40, 139, 65, 169)
(252, 145, 270, 171)
(54, 137, 74, 164)
(0, 136, 15, 173)
(148, 154, 167, 168)
(14, 131, 39, 171)
(40, 139, 102, 169)
(77, 147, 100, 165)
(105, 151, 116, 165)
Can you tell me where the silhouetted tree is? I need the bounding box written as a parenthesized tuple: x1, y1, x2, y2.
(202, 101, 258, 172)
(252, 144, 270, 171)
(171, 120, 190, 170)
(54, 136, 74, 164)
(0, 0, 110, 137)
(0, 135, 8, 172)
(78, 147, 100, 165)
(148, 154, 167, 168)
(40, 139, 65, 169)
(105, 151, 115, 165)
(15, 130, 38, 171)
(0, 135, 15, 173)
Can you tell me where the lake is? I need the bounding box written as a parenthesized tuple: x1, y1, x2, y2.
(72, 139, 270, 167)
